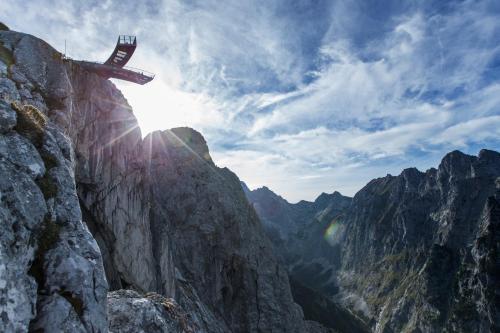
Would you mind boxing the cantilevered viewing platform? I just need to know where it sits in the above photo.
[75,35,154,85]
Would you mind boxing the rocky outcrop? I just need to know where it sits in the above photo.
[246,151,500,333]
[337,150,500,332]
[108,277,232,333]
[0,33,107,332]
[108,289,199,333]
[244,185,366,332]
[1,29,315,332]
[145,129,307,332]
[244,186,352,295]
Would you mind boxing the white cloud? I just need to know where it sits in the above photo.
[2,0,499,202]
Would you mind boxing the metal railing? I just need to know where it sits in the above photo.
[75,60,155,79]
[121,65,155,78]
[119,35,136,45]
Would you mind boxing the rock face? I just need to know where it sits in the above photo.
[244,185,369,333]
[244,186,352,295]
[108,289,198,333]
[145,129,306,332]
[247,151,500,333]
[0,32,107,332]
[339,150,500,333]
[1,30,314,332]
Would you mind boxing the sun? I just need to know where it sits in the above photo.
[114,78,220,137]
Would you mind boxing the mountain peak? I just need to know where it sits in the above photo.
[145,127,213,162]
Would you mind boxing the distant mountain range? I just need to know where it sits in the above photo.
[243,149,500,333]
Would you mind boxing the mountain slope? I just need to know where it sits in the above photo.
[247,150,500,332]
[244,185,364,332]
[339,150,500,332]
[0,29,324,332]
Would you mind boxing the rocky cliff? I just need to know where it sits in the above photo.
[244,185,370,333]
[339,150,500,333]
[246,151,500,333]
[0,28,325,332]
[244,185,352,295]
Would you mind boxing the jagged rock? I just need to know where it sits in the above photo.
[246,151,500,333]
[244,185,363,332]
[108,283,232,333]
[145,129,307,332]
[108,289,198,333]
[0,100,16,134]
[69,66,159,293]
[0,31,108,332]
[1,29,320,333]
[244,186,352,293]
[0,77,20,101]
[174,277,231,333]
[0,132,45,332]
[5,27,496,333]
[338,150,500,332]
[29,294,87,333]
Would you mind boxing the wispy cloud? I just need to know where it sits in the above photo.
[2,0,499,201]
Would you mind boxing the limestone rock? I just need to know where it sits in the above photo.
[0,133,45,332]
[338,150,500,332]
[1,29,318,333]
[0,30,108,332]
[145,129,307,332]
[0,101,16,133]
[108,289,197,333]
[246,151,500,333]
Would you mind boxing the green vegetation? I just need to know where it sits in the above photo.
[28,216,61,289]
[51,50,64,63]
[0,43,14,66]
[0,22,9,31]
[350,250,413,312]
[11,102,47,147]
[37,175,58,199]
[37,216,61,254]
[40,151,59,170]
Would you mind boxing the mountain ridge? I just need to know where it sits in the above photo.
[245,148,500,333]
[0,29,331,333]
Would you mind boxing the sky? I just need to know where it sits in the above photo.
[2,0,500,202]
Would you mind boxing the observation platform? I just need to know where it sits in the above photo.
[75,35,154,85]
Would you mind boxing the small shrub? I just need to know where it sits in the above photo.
[40,151,59,170]
[37,216,61,253]
[51,50,64,63]
[37,175,58,199]
[28,216,61,289]
[11,102,47,147]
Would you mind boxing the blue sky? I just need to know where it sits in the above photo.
[2,0,500,202]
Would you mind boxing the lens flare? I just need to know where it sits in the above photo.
[324,220,341,246]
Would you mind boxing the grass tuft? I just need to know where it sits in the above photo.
[11,102,47,147]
